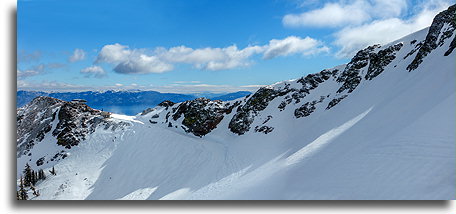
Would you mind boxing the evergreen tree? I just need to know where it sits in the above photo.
[23,163,33,187]
[30,170,36,186]
[38,169,45,180]
[49,166,56,175]
[18,177,28,200]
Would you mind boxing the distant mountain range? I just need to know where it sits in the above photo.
[16,90,252,108]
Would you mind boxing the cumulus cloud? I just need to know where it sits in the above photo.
[283,0,408,28]
[263,36,329,59]
[114,55,174,74]
[334,0,452,57]
[93,36,327,74]
[69,48,86,62]
[283,1,371,28]
[95,43,173,74]
[283,0,452,58]
[157,45,265,70]
[81,65,106,78]
[96,43,132,64]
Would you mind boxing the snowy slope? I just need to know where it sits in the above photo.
[17,5,455,200]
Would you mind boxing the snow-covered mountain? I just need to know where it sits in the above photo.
[16,5,455,200]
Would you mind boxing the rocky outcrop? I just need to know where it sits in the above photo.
[52,102,103,149]
[17,96,129,157]
[326,95,348,110]
[158,100,175,108]
[229,88,279,135]
[407,4,455,71]
[444,35,456,56]
[17,97,63,157]
[337,45,380,93]
[365,43,403,80]
[229,70,335,135]
[171,98,235,137]
[294,96,325,118]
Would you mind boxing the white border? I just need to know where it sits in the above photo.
[1,0,454,213]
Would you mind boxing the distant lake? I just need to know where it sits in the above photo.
[90,104,154,116]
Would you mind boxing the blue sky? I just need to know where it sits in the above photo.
[17,0,454,93]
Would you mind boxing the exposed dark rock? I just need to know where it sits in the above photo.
[158,100,175,108]
[229,69,335,135]
[337,45,380,93]
[17,96,130,157]
[278,98,292,111]
[262,115,273,124]
[365,43,403,80]
[326,95,348,110]
[403,42,423,59]
[294,96,325,118]
[407,5,455,71]
[16,96,64,157]
[229,88,278,135]
[444,35,456,56]
[170,98,234,137]
[52,102,103,149]
[140,108,154,116]
[36,157,45,166]
[254,125,274,134]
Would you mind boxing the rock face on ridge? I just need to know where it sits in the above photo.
[17,96,128,158]
[171,98,237,137]
[407,4,455,71]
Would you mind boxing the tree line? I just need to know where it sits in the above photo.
[17,163,56,200]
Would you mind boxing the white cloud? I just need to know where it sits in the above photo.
[95,43,173,74]
[93,36,327,74]
[113,54,174,74]
[283,0,409,28]
[263,36,329,59]
[371,0,408,18]
[240,84,268,88]
[17,80,81,91]
[69,48,86,62]
[334,0,452,57]
[173,81,202,84]
[283,0,453,58]
[96,43,132,64]
[81,65,106,78]
[283,1,371,28]
[155,45,265,71]
[17,63,65,79]
[17,69,39,79]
